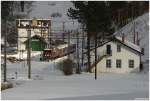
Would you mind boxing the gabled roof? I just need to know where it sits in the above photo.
[23,35,48,44]
[115,36,141,54]
[85,36,142,55]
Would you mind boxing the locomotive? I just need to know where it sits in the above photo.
[42,44,76,60]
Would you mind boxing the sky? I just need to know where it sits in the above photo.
[30,1,72,21]
[29,1,80,31]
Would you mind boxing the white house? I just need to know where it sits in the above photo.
[90,36,143,73]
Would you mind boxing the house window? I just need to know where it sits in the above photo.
[106,59,111,68]
[116,59,121,68]
[129,60,134,68]
[117,44,121,52]
[106,44,111,55]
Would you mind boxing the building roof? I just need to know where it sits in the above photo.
[23,35,48,44]
[86,36,142,55]
[16,19,51,21]
[115,36,141,53]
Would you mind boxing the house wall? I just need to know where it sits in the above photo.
[91,41,140,73]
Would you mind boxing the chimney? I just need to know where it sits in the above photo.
[122,33,125,43]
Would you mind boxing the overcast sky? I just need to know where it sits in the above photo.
[30,1,73,21]
[29,1,80,31]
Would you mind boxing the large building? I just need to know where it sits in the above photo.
[16,19,51,51]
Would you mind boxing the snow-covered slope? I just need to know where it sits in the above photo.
[114,13,149,62]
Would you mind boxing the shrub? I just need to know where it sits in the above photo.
[57,58,74,75]
[1,82,13,91]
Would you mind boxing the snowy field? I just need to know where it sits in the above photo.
[1,57,149,100]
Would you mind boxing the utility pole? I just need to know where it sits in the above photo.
[133,21,136,44]
[87,32,91,72]
[95,34,97,80]
[82,29,84,71]
[136,32,139,45]
[27,25,31,79]
[62,22,65,41]
[49,21,51,48]
[68,31,70,58]
[76,32,80,74]
[4,20,7,82]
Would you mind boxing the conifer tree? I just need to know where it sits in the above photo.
[68,1,114,72]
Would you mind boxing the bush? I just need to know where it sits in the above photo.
[1,82,13,91]
[57,59,74,75]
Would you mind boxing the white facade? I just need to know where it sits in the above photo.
[17,19,51,51]
[18,28,44,51]
[91,40,141,73]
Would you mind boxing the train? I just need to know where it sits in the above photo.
[42,44,76,60]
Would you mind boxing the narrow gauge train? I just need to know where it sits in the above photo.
[43,44,76,60]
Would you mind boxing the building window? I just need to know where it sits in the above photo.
[106,59,111,68]
[116,59,121,68]
[117,44,121,52]
[106,44,111,55]
[129,60,134,68]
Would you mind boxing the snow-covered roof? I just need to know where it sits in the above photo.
[113,12,148,61]
[23,35,48,44]
[115,36,141,53]
[57,44,68,49]
[88,36,142,54]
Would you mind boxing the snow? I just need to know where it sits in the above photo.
[116,36,141,52]
[57,44,68,49]
[1,51,41,60]
[1,54,149,100]
[1,37,4,45]
[2,71,148,100]
[1,3,149,100]
[114,13,149,62]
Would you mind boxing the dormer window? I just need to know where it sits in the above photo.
[117,44,121,52]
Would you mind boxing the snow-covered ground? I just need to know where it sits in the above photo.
[1,2,149,100]
[1,56,149,100]
[1,51,41,60]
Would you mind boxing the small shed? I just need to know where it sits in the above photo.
[24,35,47,51]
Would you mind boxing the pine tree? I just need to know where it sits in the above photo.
[68,1,114,72]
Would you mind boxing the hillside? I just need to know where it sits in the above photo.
[114,13,149,63]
